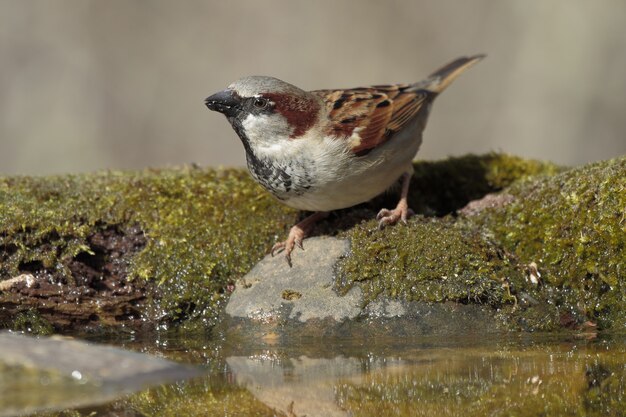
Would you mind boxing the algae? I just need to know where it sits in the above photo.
[0,153,622,332]
[336,217,520,307]
[337,154,624,331]
[479,156,626,330]
[0,167,295,330]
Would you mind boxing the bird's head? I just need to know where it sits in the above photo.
[205,76,321,149]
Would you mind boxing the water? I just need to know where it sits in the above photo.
[5,333,626,417]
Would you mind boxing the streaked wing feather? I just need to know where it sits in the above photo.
[352,105,391,154]
[314,86,430,155]
[386,93,428,132]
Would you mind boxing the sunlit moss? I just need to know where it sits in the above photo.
[479,156,626,329]
[338,154,624,331]
[336,153,560,323]
[0,166,295,328]
[0,154,622,332]
[336,217,520,307]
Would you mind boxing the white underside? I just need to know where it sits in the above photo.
[243,105,429,212]
[279,115,426,212]
[286,142,421,211]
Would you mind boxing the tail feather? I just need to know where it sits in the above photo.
[418,54,485,94]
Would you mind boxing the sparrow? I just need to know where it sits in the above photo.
[205,55,484,266]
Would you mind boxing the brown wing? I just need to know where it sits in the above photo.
[312,85,430,156]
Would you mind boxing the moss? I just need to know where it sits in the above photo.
[0,166,295,329]
[478,156,626,329]
[337,155,623,331]
[0,153,619,332]
[333,153,558,314]
[10,309,54,335]
[336,216,520,307]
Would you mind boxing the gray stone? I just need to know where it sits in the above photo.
[0,332,200,417]
[220,236,503,341]
[226,236,361,323]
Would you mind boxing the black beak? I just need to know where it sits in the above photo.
[204,89,241,118]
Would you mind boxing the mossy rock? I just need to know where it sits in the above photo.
[337,155,624,331]
[0,153,622,333]
[336,218,519,306]
[478,156,626,329]
[0,167,296,332]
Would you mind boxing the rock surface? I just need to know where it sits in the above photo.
[225,237,361,323]
[219,236,502,341]
[0,332,199,416]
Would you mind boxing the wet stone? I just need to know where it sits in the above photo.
[219,236,501,342]
[0,332,200,417]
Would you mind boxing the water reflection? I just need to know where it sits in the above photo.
[15,334,626,416]
[222,339,625,417]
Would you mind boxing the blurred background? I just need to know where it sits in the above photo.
[1,0,625,175]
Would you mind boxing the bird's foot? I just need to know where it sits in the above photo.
[376,203,414,228]
[271,224,306,267]
[270,211,329,267]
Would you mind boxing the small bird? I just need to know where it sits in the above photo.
[205,55,484,265]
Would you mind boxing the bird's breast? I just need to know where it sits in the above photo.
[245,152,314,201]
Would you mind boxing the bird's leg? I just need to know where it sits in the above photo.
[376,172,415,228]
[271,211,329,267]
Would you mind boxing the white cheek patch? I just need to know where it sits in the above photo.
[242,114,272,145]
[242,113,270,133]
[242,113,291,153]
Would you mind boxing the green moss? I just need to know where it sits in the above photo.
[0,153,619,331]
[337,155,623,331]
[337,217,520,307]
[0,167,295,328]
[10,309,54,335]
[479,156,626,329]
[334,154,558,310]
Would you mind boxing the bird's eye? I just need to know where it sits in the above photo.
[253,97,268,109]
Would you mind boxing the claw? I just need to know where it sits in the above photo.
[270,224,305,267]
[377,172,414,229]
[270,211,328,266]
[376,209,391,221]
[271,241,285,257]
[400,208,415,224]
[377,204,414,229]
